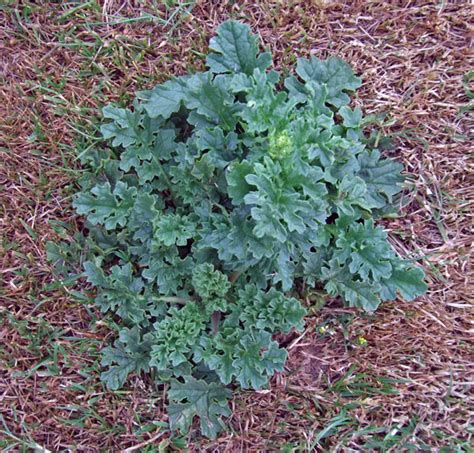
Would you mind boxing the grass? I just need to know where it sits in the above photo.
[1,0,473,450]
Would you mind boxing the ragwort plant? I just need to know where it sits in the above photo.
[62,21,427,438]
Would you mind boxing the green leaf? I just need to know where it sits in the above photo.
[119,145,151,172]
[335,175,371,216]
[226,161,254,204]
[244,158,320,242]
[194,330,239,385]
[232,330,287,389]
[101,361,135,391]
[195,127,226,151]
[340,106,362,128]
[195,326,288,390]
[380,261,427,301]
[238,285,306,333]
[141,77,189,119]
[184,73,239,129]
[324,271,382,312]
[135,156,165,184]
[198,210,273,264]
[350,248,392,282]
[153,213,196,247]
[168,377,232,439]
[206,20,272,75]
[150,303,205,370]
[238,70,293,134]
[196,127,239,168]
[336,279,381,312]
[334,220,395,282]
[357,149,404,209]
[128,192,160,242]
[83,261,150,322]
[142,253,194,296]
[322,257,382,312]
[153,128,177,160]
[192,263,230,313]
[101,327,152,390]
[83,260,108,287]
[73,181,136,230]
[100,106,142,147]
[292,56,361,107]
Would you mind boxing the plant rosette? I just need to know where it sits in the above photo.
[54,20,427,438]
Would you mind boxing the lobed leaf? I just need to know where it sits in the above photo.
[168,377,232,439]
[206,20,272,76]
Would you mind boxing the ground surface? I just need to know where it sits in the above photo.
[1,1,473,451]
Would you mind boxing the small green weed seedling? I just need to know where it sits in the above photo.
[55,20,427,438]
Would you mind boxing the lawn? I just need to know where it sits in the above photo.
[1,1,472,451]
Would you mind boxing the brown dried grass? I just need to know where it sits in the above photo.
[1,0,473,451]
